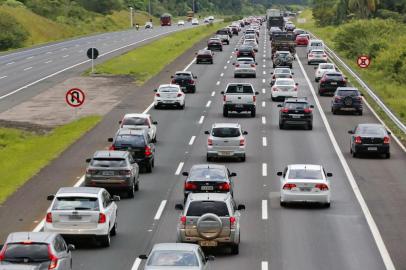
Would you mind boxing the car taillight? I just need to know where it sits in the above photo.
[334,96,342,102]
[177,93,183,97]
[281,108,289,113]
[230,216,236,228]
[171,79,176,84]
[48,245,58,270]
[355,136,362,144]
[304,108,312,113]
[272,75,275,79]
[237,51,241,57]
[184,182,198,190]
[239,139,245,146]
[384,136,390,144]
[223,95,226,102]
[119,170,131,176]
[0,244,7,261]
[253,95,256,102]
[283,183,296,190]
[251,64,255,67]
[189,80,195,84]
[294,86,298,91]
[86,168,97,175]
[145,146,152,156]
[315,183,329,191]
[272,87,278,92]
[235,64,240,67]
[109,145,115,150]
[355,96,362,100]
[217,182,230,191]
[46,212,52,223]
[208,138,213,146]
[309,54,313,57]
[98,213,106,224]
[323,54,327,57]
[155,93,160,97]
[180,215,186,228]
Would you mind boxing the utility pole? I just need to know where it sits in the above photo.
[192,0,195,13]
[149,0,151,17]
[129,6,133,28]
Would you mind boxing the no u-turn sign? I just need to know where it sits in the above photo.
[66,88,85,107]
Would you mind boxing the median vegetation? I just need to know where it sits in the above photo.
[0,116,101,203]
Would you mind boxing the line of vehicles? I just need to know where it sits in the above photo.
[0,13,393,270]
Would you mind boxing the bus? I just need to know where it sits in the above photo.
[160,13,172,26]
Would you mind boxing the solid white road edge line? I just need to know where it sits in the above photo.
[261,261,268,270]
[262,88,266,94]
[131,258,142,270]
[189,136,196,145]
[175,162,185,176]
[297,54,396,270]
[262,163,267,177]
[261,200,268,220]
[211,91,215,97]
[154,200,167,220]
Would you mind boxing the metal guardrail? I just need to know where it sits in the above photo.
[308,31,406,134]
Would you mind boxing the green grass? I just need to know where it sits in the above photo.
[0,116,101,203]
[92,22,227,85]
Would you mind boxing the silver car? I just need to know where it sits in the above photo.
[0,232,74,270]
[233,57,257,78]
[243,39,258,52]
[139,243,214,269]
[175,193,245,255]
[205,123,248,161]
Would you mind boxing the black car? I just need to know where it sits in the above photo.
[182,164,236,202]
[217,28,232,38]
[331,87,363,115]
[171,71,197,93]
[278,98,314,130]
[196,49,214,64]
[230,25,239,35]
[108,128,155,172]
[236,45,255,60]
[318,71,347,96]
[207,38,223,51]
[272,51,294,68]
[348,123,391,158]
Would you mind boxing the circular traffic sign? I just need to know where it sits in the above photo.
[357,55,371,68]
[87,48,99,60]
[66,88,85,107]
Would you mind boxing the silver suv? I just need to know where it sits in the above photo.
[175,193,245,255]
[205,123,248,162]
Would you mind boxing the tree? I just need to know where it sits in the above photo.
[0,11,29,49]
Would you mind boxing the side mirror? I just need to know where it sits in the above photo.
[270,72,273,74]
[175,204,184,210]
[153,89,157,92]
[107,138,113,142]
[256,62,258,65]
[326,173,333,177]
[387,131,392,135]
[295,83,299,86]
[194,76,198,79]
[182,172,189,176]
[67,244,75,252]
[237,204,246,210]
[47,195,55,201]
[243,131,248,135]
[235,48,238,51]
[314,66,317,69]
[220,91,225,95]
[291,72,294,75]
[255,91,259,95]
[310,105,314,108]
[277,104,283,107]
[232,63,235,65]
[206,255,215,261]
[153,121,158,125]
[86,158,91,163]
[204,131,210,134]
[360,93,364,96]
[112,195,121,202]
[195,52,198,55]
[139,255,148,260]
[348,130,354,134]
[277,171,283,176]
[170,75,174,78]
[230,172,237,177]
[119,120,122,124]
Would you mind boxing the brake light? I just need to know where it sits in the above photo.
[309,54,313,57]
[217,182,230,191]
[237,51,241,57]
[294,86,298,91]
[177,93,183,97]
[184,182,198,190]
[272,87,278,92]
[355,136,362,144]
[86,168,97,175]
[239,139,245,146]
[253,95,256,102]
[208,138,213,146]
[0,244,7,261]
[189,80,195,84]
[98,213,106,224]
[251,64,255,67]
[145,146,152,157]
[283,183,296,190]
[384,136,390,144]
[334,96,342,102]
[48,245,58,270]
[315,183,329,191]
[281,108,289,113]
[171,79,176,84]
[109,145,115,150]
[235,64,240,67]
[223,95,226,102]
[119,170,131,176]
[180,216,186,229]
[230,216,236,228]
[304,108,312,113]
[46,212,52,223]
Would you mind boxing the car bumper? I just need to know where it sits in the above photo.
[271,91,298,98]
[44,224,109,236]
[177,230,239,245]
[281,190,330,203]
[354,144,389,154]
[224,104,255,112]
[332,103,363,111]
[318,85,341,94]
[234,69,256,76]
[154,99,183,106]
[85,177,132,190]
[207,148,245,158]
[308,58,327,63]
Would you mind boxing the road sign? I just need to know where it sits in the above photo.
[357,55,371,68]
[66,88,85,107]
[87,48,99,60]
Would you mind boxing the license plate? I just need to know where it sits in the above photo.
[219,151,232,156]
[300,187,312,192]
[235,104,243,108]
[291,114,303,118]
[102,171,114,176]
[368,147,378,151]
[69,215,82,220]
[199,241,218,247]
[201,186,214,191]
[330,82,337,85]
[163,100,174,103]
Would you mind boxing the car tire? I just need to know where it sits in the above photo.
[273,64,275,68]
[240,155,246,162]
[315,78,319,82]
[145,161,153,173]
[279,122,284,129]
[206,155,212,162]
[307,61,310,65]
[290,64,293,69]
[385,152,391,159]
[271,96,276,102]
[352,150,357,158]
[154,104,159,109]
[280,201,287,207]
[253,74,256,78]
[230,244,239,255]
[308,123,313,130]
[223,107,229,117]
[324,202,331,208]
[180,102,185,110]
[110,220,117,236]
[251,108,256,117]
[127,182,135,198]
[332,108,337,115]
[210,60,213,64]
[100,233,111,247]
[196,60,200,64]
[358,110,363,116]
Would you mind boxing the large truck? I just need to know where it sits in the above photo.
[266,9,284,30]
[160,13,172,26]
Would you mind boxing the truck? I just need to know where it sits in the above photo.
[221,83,259,117]
[271,32,296,55]
[266,9,284,30]
[160,13,172,26]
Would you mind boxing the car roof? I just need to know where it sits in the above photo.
[190,163,227,170]
[6,232,57,244]
[123,113,149,119]
[188,192,230,201]
[151,243,199,252]
[56,187,102,196]
[319,63,334,67]
[175,71,192,75]
[275,78,294,82]
[236,57,254,61]
[310,39,323,43]
[158,84,180,88]
[288,164,322,170]
[117,128,146,136]
[212,123,241,129]
[274,68,291,72]
[93,150,128,158]
[336,87,358,91]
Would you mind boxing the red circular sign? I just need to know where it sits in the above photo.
[66,88,85,107]
[357,55,371,68]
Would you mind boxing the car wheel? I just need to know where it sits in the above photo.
[154,104,159,109]
[100,233,111,247]
[385,152,391,159]
[308,123,313,130]
[110,220,117,236]
[210,60,213,64]
[240,154,246,162]
[280,200,287,207]
[145,161,153,173]
[358,110,363,116]
[223,107,229,117]
[180,102,185,110]
[251,108,256,117]
[127,182,135,198]
[206,154,212,162]
[315,78,319,82]
[352,150,357,158]
[324,202,331,208]
[307,61,310,65]
[273,64,275,68]
[332,108,337,115]
[279,122,284,129]
[271,96,276,102]
[253,74,256,78]
[290,64,293,69]
[230,244,239,255]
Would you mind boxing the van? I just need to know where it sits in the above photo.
[307,39,324,54]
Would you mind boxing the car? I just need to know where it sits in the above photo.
[314,63,336,82]
[271,78,298,101]
[119,113,157,142]
[293,28,307,37]
[208,16,214,21]
[139,243,214,269]
[196,49,214,64]
[145,22,153,29]
[44,187,119,247]
[204,17,209,23]
[0,232,75,270]
[348,123,391,158]
[205,123,248,161]
[229,25,239,35]
[191,18,199,25]
[108,128,155,173]
[285,23,296,31]
[182,164,236,201]
[318,71,347,96]
[331,87,363,115]
[175,193,245,254]
[84,150,140,197]
[214,33,230,45]
[269,27,282,40]
[177,20,185,26]
[216,28,232,39]
[278,164,332,207]
[221,83,259,117]
[307,39,324,54]
[243,39,258,52]
[233,57,257,78]
[235,45,255,60]
[154,84,186,109]
[171,71,197,93]
[243,33,258,43]
[270,68,294,86]
[277,98,314,130]
[307,49,328,65]
[207,37,223,51]
[272,51,294,68]
[295,34,309,46]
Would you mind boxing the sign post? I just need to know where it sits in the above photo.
[86,48,99,74]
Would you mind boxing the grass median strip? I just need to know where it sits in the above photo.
[91,22,226,85]
[0,116,101,203]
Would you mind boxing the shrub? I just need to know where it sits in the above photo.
[0,10,29,49]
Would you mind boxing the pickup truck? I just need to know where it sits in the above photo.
[221,83,259,117]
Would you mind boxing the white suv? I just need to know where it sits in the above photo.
[154,84,185,109]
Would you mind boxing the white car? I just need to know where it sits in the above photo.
[270,68,294,86]
[278,164,332,207]
[233,57,257,78]
[177,20,185,26]
[307,49,328,65]
[208,16,214,21]
[192,18,199,25]
[145,22,153,29]
[314,63,336,82]
[243,39,258,52]
[271,78,298,101]
[44,187,119,247]
[119,113,157,142]
[154,84,185,109]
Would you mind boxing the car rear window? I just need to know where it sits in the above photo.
[275,69,291,74]
[284,102,308,109]
[276,80,295,86]
[4,243,49,263]
[122,117,148,126]
[53,197,99,211]
[175,73,192,78]
[217,30,228,35]
[288,169,323,180]
[310,42,323,46]
[312,50,324,54]
[320,64,334,69]
[91,158,127,167]
[337,90,359,96]
[326,73,343,78]
[159,87,178,93]
[187,201,230,216]
[226,85,254,94]
[147,251,198,266]
[189,167,226,181]
[237,59,254,64]
[212,127,240,137]
[357,126,386,136]
[114,135,146,148]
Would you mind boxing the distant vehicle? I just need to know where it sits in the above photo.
[171,71,198,93]
[271,78,298,101]
[278,164,332,207]
[229,25,239,35]
[348,123,391,158]
[154,84,185,109]
[307,49,328,65]
[273,51,294,68]
[243,39,258,52]
[331,87,363,115]
[191,18,199,25]
[243,33,258,43]
[217,28,232,39]
[285,22,296,31]
[318,71,347,96]
[205,123,248,161]
[0,232,74,270]
[139,243,214,270]
[221,83,259,117]
[278,98,314,130]
[187,10,194,22]
[293,28,307,37]
[266,8,284,30]
[207,37,223,51]
[307,39,324,54]
[270,68,294,86]
[235,45,255,59]
[119,113,157,143]
[204,17,209,23]
[144,22,153,29]
[177,20,185,26]
[215,32,230,44]
[196,49,214,64]
[233,57,257,78]
[295,34,310,46]
[208,16,214,21]
[160,13,172,26]
[314,63,337,82]
[44,187,119,246]
[269,26,282,40]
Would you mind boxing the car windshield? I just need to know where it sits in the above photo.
[357,126,386,136]
[159,87,178,93]
[3,243,49,263]
[337,90,359,96]
[91,158,127,167]
[226,85,253,94]
[187,201,229,216]
[53,196,99,211]
[212,127,240,137]
[122,117,148,126]
[276,80,294,86]
[114,135,145,147]
[285,102,308,109]
[288,169,323,180]
[189,167,227,181]
[147,251,198,266]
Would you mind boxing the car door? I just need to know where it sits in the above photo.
[54,235,70,270]
[148,116,156,139]
[102,191,115,231]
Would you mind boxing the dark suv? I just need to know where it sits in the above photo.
[278,98,314,130]
[235,45,255,60]
[318,71,347,96]
[108,128,155,173]
[272,51,294,68]
[171,71,197,93]
[331,87,363,115]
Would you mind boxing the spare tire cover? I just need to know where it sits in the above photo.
[197,213,223,240]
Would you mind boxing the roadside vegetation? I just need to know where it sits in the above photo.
[0,116,101,203]
[93,22,227,84]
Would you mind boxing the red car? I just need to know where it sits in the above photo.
[296,34,310,46]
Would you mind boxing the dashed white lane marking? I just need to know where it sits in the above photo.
[23,67,32,71]
[175,162,184,175]
[206,100,212,108]
[224,65,227,69]
[262,88,266,94]
[189,136,196,145]
[6,62,15,65]
[262,116,266,125]
[61,48,67,51]
[131,258,142,270]
[262,79,266,84]
[263,59,266,62]
[46,51,52,54]
[261,261,268,270]
[263,54,266,57]
[0,76,7,80]
[26,56,34,60]
[220,73,224,77]
[263,71,266,75]
[227,60,230,64]
[262,101,266,108]
[262,199,268,219]
[262,163,268,177]
[216,81,220,86]
[263,64,266,68]
[198,115,205,124]
[45,60,52,64]
[211,91,215,97]
[230,55,233,59]
[154,200,167,220]
[62,55,69,58]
